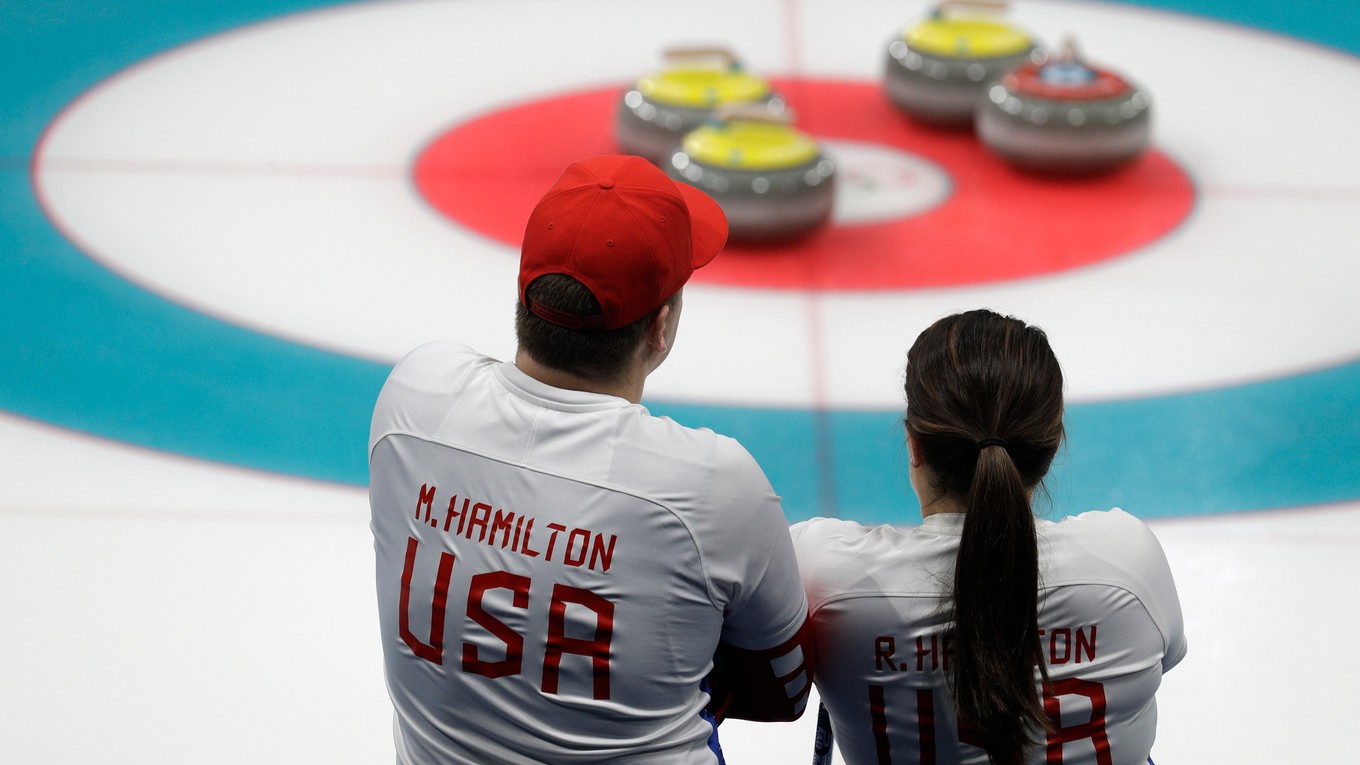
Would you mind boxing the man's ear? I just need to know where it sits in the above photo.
[646,304,672,355]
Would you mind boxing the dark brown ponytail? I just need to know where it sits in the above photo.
[904,310,1064,764]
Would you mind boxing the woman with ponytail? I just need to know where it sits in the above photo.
[791,309,1186,765]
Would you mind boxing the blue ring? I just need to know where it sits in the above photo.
[2,0,1357,522]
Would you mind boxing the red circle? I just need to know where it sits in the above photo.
[413,78,1193,290]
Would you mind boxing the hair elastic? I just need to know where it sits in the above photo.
[975,437,1009,452]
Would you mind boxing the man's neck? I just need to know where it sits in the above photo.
[513,349,646,404]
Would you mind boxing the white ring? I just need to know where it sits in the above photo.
[33,0,1360,407]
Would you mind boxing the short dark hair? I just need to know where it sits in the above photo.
[515,274,669,381]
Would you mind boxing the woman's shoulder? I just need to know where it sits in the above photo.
[1041,507,1156,546]
[789,516,866,543]
[1039,508,1173,584]
[789,516,916,553]
[790,517,953,594]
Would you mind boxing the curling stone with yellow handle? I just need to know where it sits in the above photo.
[616,47,788,164]
[884,1,1040,127]
[665,105,835,241]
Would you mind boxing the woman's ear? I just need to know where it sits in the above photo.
[906,432,924,468]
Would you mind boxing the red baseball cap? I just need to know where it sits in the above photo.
[519,155,728,330]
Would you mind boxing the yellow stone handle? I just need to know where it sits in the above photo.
[712,101,794,125]
[937,0,1008,16]
[662,46,739,67]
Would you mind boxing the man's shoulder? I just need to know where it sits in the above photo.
[633,412,756,469]
[382,341,499,395]
[370,342,497,448]
[391,340,484,375]
[604,413,779,519]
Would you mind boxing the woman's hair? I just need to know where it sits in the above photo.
[515,274,670,380]
[904,309,1065,764]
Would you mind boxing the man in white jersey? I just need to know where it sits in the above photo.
[369,155,812,764]
[792,509,1186,764]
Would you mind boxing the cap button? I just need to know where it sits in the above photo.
[598,180,615,190]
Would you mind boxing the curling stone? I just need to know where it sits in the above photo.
[665,104,835,242]
[884,0,1040,128]
[616,47,788,164]
[977,39,1152,174]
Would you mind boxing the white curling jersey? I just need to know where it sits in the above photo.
[369,342,808,764]
[791,510,1186,765]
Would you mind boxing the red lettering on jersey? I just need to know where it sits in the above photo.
[869,684,891,764]
[917,689,936,765]
[956,711,982,747]
[416,483,436,522]
[875,636,898,671]
[398,536,455,665]
[1051,628,1073,665]
[542,584,614,700]
[466,502,492,542]
[538,519,565,558]
[1044,678,1112,765]
[1042,625,1098,665]
[543,522,567,561]
[563,528,590,567]
[443,495,466,533]
[491,509,515,548]
[589,533,616,573]
[1075,625,1097,663]
[407,486,620,573]
[916,634,939,671]
[520,518,540,557]
[864,672,1110,762]
[463,571,530,678]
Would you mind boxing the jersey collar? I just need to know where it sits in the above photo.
[496,361,637,412]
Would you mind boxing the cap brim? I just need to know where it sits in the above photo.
[675,182,728,269]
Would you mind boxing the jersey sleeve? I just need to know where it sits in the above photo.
[1104,509,1189,672]
[1142,527,1188,672]
[701,437,808,645]
[696,437,813,721]
[706,618,813,722]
